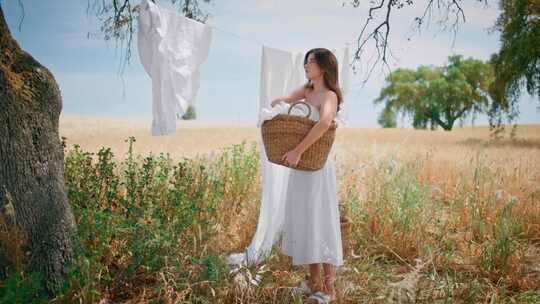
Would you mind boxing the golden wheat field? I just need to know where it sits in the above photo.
[59,113,540,169]
[58,113,540,303]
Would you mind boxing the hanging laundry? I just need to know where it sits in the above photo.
[137,0,213,136]
[228,45,352,268]
[257,46,298,126]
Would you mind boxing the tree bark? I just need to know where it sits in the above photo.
[0,4,76,294]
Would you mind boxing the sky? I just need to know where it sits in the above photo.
[2,0,539,127]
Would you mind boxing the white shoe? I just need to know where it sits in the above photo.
[290,280,313,296]
[308,291,333,303]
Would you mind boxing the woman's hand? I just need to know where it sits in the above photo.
[282,148,303,168]
[271,86,305,108]
[270,99,282,107]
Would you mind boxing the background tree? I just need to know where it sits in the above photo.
[374,55,495,130]
[181,104,197,120]
[377,105,398,128]
[0,0,211,295]
[347,0,539,134]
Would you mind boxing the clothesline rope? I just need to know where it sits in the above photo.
[137,2,353,52]
[208,24,373,91]
[206,21,353,52]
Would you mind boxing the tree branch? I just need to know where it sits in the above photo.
[347,0,478,84]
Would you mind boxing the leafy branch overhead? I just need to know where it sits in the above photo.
[347,0,473,82]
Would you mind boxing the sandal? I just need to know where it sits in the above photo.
[291,279,314,295]
[308,291,334,303]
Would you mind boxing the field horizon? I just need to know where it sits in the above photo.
[59,113,540,160]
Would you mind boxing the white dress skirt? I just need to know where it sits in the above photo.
[281,103,344,267]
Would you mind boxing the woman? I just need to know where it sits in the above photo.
[270,48,344,303]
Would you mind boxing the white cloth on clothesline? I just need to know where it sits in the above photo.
[137,0,212,136]
[227,45,352,268]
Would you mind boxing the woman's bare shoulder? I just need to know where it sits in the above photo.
[323,91,338,109]
[326,90,337,99]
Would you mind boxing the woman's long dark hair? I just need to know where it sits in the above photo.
[303,48,343,112]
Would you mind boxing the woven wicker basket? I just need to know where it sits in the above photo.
[261,101,337,171]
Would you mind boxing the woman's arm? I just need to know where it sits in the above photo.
[294,92,338,154]
[271,86,306,107]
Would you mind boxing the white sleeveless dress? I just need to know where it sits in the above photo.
[281,102,344,267]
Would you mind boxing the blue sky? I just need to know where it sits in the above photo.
[2,0,539,127]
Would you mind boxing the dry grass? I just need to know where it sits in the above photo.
[55,114,540,303]
[59,114,260,160]
[59,114,540,162]
[59,114,540,208]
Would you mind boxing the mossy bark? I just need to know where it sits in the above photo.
[0,4,76,294]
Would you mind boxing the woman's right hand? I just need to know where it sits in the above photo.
[271,87,305,108]
[270,99,282,107]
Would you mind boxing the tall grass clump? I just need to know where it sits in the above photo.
[337,150,540,303]
[1,134,539,303]
[56,137,259,303]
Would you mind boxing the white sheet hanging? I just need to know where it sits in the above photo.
[227,45,352,268]
[137,0,213,136]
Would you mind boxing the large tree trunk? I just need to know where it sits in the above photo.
[0,4,76,294]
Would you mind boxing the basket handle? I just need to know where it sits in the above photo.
[287,101,312,118]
